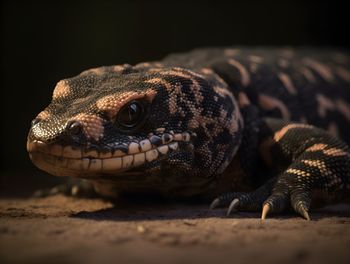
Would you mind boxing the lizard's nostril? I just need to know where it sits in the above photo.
[66,121,82,135]
[31,118,41,127]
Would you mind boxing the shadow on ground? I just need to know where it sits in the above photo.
[1,195,350,264]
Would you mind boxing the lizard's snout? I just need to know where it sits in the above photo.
[27,118,85,164]
[28,117,83,143]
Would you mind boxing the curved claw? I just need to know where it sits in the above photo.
[209,198,220,210]
[261,204,270,220]
[33,189,46,198]
[227,199,240,216]
[298,205,311,221]
[33,186,60,198]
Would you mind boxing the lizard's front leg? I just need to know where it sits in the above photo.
[210,119,350,220]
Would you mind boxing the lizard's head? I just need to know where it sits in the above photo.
[27,65,243,196]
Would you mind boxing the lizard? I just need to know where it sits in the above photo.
[27,47,350,220]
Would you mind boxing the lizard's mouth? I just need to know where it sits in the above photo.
[27,131,193,178]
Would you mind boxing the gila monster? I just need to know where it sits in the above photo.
[27,47,350,220]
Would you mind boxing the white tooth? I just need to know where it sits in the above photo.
[113,149,126,157]
[122,155,133,168]
[133,153,145,166]
[102,157,122,171]
[155,127,166,133]
[82,158,90,170]
[50,145,63,156]
[182,132,190,142]
[83,149,99,158]
[67,159,82,170]
[89,159,102,171]
[99,152,112,158]
[168,142,178,151]
[145,149,159,162]
[157,145,169,155]
[63,146,82,158]
[174,133,183,141]
[128,142,140,154]
[140,139,152,152]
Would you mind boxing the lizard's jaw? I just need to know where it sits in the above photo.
[27,132,193,178]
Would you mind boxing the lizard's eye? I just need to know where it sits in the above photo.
[116,100,145,129]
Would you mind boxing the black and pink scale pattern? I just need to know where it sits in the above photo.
[28,47,350,219]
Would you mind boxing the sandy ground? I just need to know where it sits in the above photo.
[1,195,350,264]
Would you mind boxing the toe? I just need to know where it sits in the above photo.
[226,198,240,216]
[261,204,271,219]
[290,190,312,220]
[209,192,244,209]
[262,192,289,218]
[209,198,220,210]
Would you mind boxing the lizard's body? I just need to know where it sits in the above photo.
[162,48,350,141]
[27,47,350,219]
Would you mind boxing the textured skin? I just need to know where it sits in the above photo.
[27,47,350,219]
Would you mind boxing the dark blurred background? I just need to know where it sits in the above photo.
[1,0,349,195]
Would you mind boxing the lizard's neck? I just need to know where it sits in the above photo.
[213,105,266,195]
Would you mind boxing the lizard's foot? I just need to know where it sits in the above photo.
[210,176,312,220]
[210,159,349,221]
[33,179,97,198]
[210,177,279,218]
[262,176,312,220]
[210,120,350,220]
